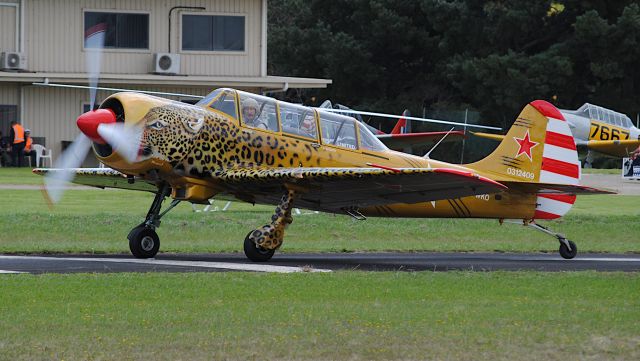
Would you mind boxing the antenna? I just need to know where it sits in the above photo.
[32,82,204,99]
[321,108,501,131]
[424,127,455,159]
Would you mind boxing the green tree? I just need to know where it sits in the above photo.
[268,0,640,126]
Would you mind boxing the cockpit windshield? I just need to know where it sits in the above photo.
[357,122,387,151]
[196,89,222,107]
[576,103,633,128]
[197,88,238,119]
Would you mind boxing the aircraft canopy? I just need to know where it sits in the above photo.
[574,103,633,128]
[196,88,388,152]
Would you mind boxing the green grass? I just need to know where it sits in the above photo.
[0,167,45,185]
[581,168,621,175]
[1,272,638,361]
[0,188,639,254]
[1,167,638,254]
[2,152,638,361]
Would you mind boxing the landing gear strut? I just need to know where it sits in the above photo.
[528,221,577,259]
[128,184,180,258]
[244,189,297,262]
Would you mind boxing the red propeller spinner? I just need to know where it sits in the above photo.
[76,108,117,144]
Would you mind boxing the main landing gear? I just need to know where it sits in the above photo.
[243,189,297,262]
[128,184,180,258]
[528,222,577,259]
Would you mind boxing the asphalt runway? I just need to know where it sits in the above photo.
[1,252,640,274]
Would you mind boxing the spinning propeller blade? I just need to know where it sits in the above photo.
[97,123,143,163]
[43,21,139,204]
[84,22,106,109]
[42,133,93,204]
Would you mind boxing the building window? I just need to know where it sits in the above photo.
[84,11,149,49]
[181,14,245,51]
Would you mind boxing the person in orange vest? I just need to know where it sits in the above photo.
[23,129,37,167]
[9,120,26,167]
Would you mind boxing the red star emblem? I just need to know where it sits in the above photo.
[513,130,538,161]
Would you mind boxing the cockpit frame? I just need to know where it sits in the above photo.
[197,88,388,154]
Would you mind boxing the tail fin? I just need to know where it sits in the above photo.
[466,100,581,220]
[467,100,580,184]
[390,109,411,134]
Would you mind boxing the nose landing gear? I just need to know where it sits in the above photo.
[128,183,180,258]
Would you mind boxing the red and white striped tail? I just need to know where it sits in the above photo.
[529,100,580,219]
[534,193,577,219]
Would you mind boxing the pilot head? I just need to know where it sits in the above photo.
[242,98,259,123]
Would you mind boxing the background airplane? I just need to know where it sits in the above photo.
[319,101,468,153]
[474,103,640,167]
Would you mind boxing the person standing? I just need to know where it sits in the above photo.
[9,120,26,167]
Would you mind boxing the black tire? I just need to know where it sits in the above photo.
[243,231,275,262]
[128,226,160,259]
[559,239,577,259]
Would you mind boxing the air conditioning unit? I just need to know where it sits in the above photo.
[1,52,27,71]
[153,53,180,75]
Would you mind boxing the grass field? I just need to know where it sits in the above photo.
[2,169,640,360]
[1,272,639,361]
[0,168,639,254]
[581,168,622,175]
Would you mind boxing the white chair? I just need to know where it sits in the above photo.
[31,144,52,167]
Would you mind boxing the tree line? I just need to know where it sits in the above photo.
[268,0,640,129]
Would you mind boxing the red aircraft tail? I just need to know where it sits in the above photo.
[390,110,410,134]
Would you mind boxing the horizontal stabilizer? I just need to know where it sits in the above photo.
[377,131,465,149]
[502,181,615,195]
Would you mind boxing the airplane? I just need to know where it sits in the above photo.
[473,103,640,167]
[34,88,612,262]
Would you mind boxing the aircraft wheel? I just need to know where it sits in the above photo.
[128,226,160,259]
[559,239,577,259]
[243,231,275,262]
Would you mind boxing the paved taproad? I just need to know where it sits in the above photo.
[1,253,640,274]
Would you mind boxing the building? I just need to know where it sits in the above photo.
[0,0,331,164]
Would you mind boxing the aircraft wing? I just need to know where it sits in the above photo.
[213,167,506,212]
[376,131,465,150]
[575,139,640,158]
[33,168,158,192]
